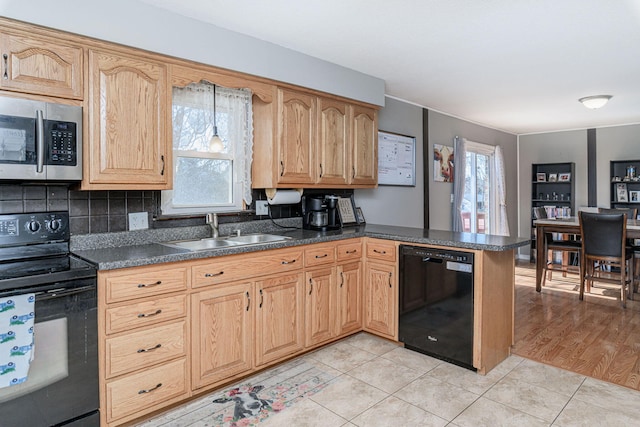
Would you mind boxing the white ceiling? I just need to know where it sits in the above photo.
[141,0,640,135]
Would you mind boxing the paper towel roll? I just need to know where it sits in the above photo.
[265,189,302,205]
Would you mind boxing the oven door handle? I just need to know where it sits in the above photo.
[35,284,95,301]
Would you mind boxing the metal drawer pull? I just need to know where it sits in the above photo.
[137,309,162,318]
[138,280,162,288]
[160,155,165,176]
[340,272,344,287]
[246,291,250,311]
[204,271,224,277]
[137,344,162,353]
[315,254,328,259]
[309,278,313,295]
[281,259,296,265]
[373,249,387,254]
[345,249,357,254]
[2,54,7,79]
[280,161,284,176]
[388,272,393,288]
[259,289,263,308]
[319,163,323,177]
[138,383,162,394]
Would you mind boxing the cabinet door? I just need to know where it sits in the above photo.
[191,282,253,390]
[276,88,316,184]
[0,32,83,99]
[305,267,336,347]
[364,262,397,339]
[318,98,348,185]
[337,261,362,336]
[255,273,304,366]
[86,49,169,188]
[350,105,378,186]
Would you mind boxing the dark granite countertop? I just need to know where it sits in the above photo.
[71,222,529,271]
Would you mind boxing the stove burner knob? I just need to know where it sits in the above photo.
[47,219,61,232]
[26,220,41,233]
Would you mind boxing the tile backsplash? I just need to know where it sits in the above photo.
[0,184,351,236]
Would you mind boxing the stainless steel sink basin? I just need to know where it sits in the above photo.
[160,233,291,252]
[224,234,292,244]
[161,237,240,251]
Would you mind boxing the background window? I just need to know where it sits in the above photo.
[161,82,253,215]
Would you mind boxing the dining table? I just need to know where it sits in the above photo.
[533,216,640,291]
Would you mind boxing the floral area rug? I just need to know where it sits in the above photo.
[139,357,338,426]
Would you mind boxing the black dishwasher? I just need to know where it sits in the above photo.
[399,245,475,370]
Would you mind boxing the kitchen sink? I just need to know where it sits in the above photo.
[224,234,292,244]
[160,233,291,252]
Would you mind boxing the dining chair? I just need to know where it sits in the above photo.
[579,211,633,308]
[599,208,639,294]
[533,207,581,286]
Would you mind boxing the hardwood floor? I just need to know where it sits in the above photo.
[513,261,640,390]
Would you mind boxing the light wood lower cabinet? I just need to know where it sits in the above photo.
[105,357,188,423]
[99,263,190,426]
[191,281,253,390]
[305,266,336,347]
[364,259,397,340]
[336,261,362,336]
[255,273,305,366]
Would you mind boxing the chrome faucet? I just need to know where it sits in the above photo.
[206,213,219,238]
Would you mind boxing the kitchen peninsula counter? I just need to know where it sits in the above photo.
[71,223,529,270]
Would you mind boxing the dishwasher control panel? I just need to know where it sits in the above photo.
[402,246,473,264]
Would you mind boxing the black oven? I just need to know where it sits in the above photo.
[0,212,98,426]
[0,94,82,182]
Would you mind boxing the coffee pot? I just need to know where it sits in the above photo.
[302,195,341,231]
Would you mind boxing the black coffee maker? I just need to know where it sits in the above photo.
[302,195,341,231]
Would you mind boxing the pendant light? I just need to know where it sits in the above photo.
[209,84,224,153]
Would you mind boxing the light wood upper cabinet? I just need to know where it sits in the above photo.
[252,86,379,189]
[277,88,317,184]
[0,32,83,99]
[318,98,349,185]
[350,105,378,185]
[84,49,170,190]
[191,282,253,390]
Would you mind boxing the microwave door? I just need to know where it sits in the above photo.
[0,96,45,180]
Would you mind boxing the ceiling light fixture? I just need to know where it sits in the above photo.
[209,84,224,153]
[578,95,612,109]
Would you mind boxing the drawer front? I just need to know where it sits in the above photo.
[105,320,187,379]
[192,248,303,288]
[366,239,396,262]
[104,266,188,303]
[304,244,336,267]
[106,294,187,334]
[337,240,362,261]
[106,357,188,422]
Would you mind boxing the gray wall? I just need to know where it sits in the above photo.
[355,97,424,228]
[0,0,384,106]
[517,123,640,259]
[355,100,519,232]
[428,111,518,232]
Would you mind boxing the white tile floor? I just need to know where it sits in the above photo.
[139,333,640,426]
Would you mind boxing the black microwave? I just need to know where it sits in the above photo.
[0,94,82,181]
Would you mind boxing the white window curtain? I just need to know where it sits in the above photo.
[452,136,467,232]
[164,82,253,214]
[451,136,510,236]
